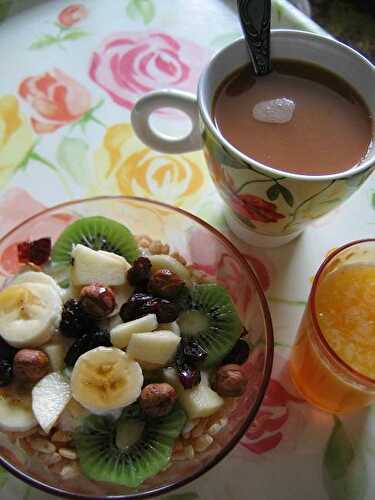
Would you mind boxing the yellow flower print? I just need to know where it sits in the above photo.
[91,124,210,208]
[0,96,35,189]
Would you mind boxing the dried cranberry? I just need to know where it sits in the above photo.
[120,293,178,323]
[127,257,152,288]
[60,299,96,338]
[17,238,51,266]
[0,359,13,387]
[181,338,207,365]
[175,343,201,389]
[64,329,111,367]
[222,339,250,365]
[156,300,178,323]
[0,337,18,362]
[177,364,201,389]
[120,293,156,322]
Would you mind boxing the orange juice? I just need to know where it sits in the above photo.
[289,260,375,414]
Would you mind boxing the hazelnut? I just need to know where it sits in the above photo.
[80,284,116,319]
[148,269,185,299]
[13,349,49,382]
[213,364,247,397]
[139,383,177,417]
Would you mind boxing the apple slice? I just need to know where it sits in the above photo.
[70,244,131,287]
[110,314,158,348]
[127,331,180,366]
[163,368,223,419]
[32,372,71,433]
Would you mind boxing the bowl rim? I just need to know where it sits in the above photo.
[0,195,274,500]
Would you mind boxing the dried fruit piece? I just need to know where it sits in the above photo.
[0,359,13,387]
[139,383,177,417]
[0,338,18,362]
[60,299,95,338]
[64,330,111,367]
[127,257,152,288]
[222,339,250,365]
[17,238,52,266]
[120,293,178,323]
[80,284,116,319]
[177,364,201,389]
[148,269,185,299]
[181,338,208,365]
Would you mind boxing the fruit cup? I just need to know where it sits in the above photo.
[0,196,273,499]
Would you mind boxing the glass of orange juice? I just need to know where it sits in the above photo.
[289,239,375,414]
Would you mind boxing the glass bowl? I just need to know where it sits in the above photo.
[0,196,274,499]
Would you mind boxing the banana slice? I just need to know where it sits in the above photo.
[71,347,143,414]
[12,271,61,296]
[0,283,62,348]
[0,385,37,432]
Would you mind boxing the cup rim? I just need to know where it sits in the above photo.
[198,29,375,182]
[0,195,274,500]
[310,238,375,387]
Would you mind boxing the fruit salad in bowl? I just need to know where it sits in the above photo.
[0,196,273,499]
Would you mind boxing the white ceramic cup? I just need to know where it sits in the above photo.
[131,30,375,247]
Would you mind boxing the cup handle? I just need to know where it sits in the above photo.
[131,90,203,154]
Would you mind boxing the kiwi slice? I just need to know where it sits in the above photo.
[51,216,139,265]
[75,404,186,487]
[177,284,242,368]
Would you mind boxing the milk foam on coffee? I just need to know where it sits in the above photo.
[252,98,295,124]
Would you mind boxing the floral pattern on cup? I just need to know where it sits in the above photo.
[91,123,210,207]
[203,127,374,236]
[0,96,35,189]
[58,3,88,27]
[89,31,210,110]
[18,69,91,133]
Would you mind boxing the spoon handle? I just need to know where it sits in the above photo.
[237,0,272,76]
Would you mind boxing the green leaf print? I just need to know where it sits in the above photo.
[371,193,375,210]
[267,183,280,201]
[57,137,89,185]
[61,30,90,41]
[127,0,155,25]
[323,417,367,500]
[278,184,294,207]
[30,34,59,49]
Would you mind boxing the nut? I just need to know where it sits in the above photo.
[13,349,49,383]
[213,364,247,397]
[193,434,214,453]
[79,284,116,319]
[148,269,185,299]
[139,383,177,417]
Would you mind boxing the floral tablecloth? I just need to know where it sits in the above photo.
[0,1,374,499]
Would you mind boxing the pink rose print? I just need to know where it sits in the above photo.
[58,4,88,28]
[0,189,74,276]
[230,194,285,224]
[89,31,210,110]
[19,69,91,134]
[241,350,303,455]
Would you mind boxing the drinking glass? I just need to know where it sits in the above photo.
[289,239,375,414]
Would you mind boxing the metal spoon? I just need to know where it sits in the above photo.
[237,0,272,76]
